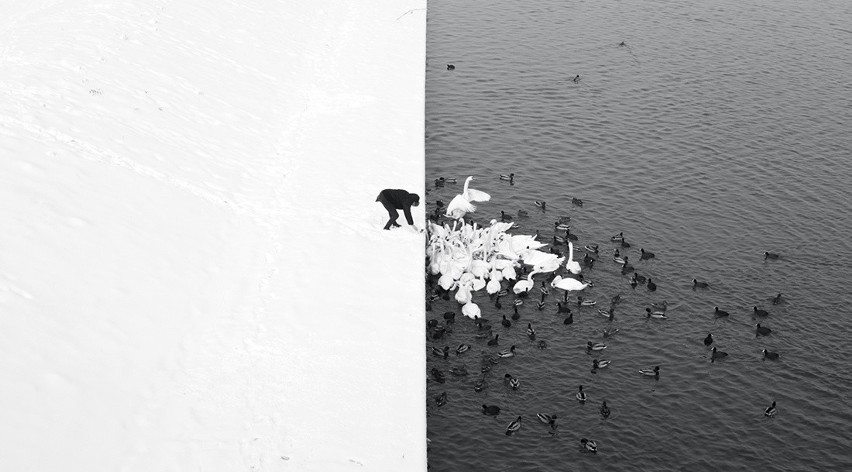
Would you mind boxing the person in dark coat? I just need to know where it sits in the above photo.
[376,189,420,230]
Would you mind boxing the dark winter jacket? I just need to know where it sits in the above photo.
[377,189,420,225]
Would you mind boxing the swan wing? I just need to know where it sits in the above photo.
[446,194,476,217]
[465,188,492,203]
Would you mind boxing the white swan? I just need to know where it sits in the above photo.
[455,280,472,304]
[565,241,582,275]
[551,275,591,292]
[445,176,491,220]
[513,270,541,295]
[461,296,481,319]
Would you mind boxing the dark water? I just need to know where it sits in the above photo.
[424,0,852,470]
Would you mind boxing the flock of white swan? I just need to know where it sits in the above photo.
[427,176,589,321]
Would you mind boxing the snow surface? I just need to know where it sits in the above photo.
[1,1,426,470]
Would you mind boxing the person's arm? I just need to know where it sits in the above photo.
[402,204,414,225]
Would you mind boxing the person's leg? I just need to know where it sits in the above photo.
[377,192,399,229]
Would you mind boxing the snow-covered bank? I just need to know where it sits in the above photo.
[1,1,426,470]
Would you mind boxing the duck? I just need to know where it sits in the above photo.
[432,346,449,358]
[611,232,624,242]
[505,416,522,435]
[539,282,550,296]
[557,302,572,314]
[577,296,597,307]
[576,385,587,402]
[755,323,772,337]
[494,295,503,309]
[600,401,611,419]
[620,258,635,275]
[500,210,513,222]
[487,334,499,346]
[583,252,595,268]
[762,349,780,361]
[645,308,667,319]
[587,341,607,351]
[535,200,547,210]
[555,222,571,232]
[456,343,471,355]
[573,74,581,83]
[527,323,536,339]
[630,278,637,289]
[572,197,584,207]
[639,366,660,377]
[772,293,783,305]
[602,327,620,338]
[482,404,501,416]
[536,413,558,429]
[640,248,656,260]
[511,303,521,321]
[620,239,631,248]
[765,401,777,417]
[710,346,728,363]
[517,209,529,217]
[703,333,714,347]
[553,235,566,245]
[501,315,511,328]
[563,312,574,324]
[598,307,615,320]
[693,278,709,289]
[500,173,514,182]
[580,438,597,453]
[507,375,520,390]
[592,359,611,370]
[647,278,657,291]
[631,272,646,284]
[753,306,770,317]
[537,298,546,311]
[714,306,730,318]
[613,255,626,265]
[764,251,780,260]
[565,229,579,241]
[446,64,455,70]
[584,244,599,253]
[473,379,485,392]
[435,391,447,406]
[431,368,446,383]
[498,345,516,358]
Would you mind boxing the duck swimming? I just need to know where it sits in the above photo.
[710,347,728,363]
[600,401,611,419]
[714,306,730,318]
[640,248,656,260]
[762,349,780,361]
[535,201,547,210]
[765,401,777,417]
[645,308,667,319]
[435,391,447,406]
[456,343,471,355]
[527,323,536,339]
[755,323,772,337]
[580,438,597,453]
[703,333,714,346]
[772,293,783,305]
[487,334,499,346]
[498,345,516,358]
[576,385,587,402]
[432,346,449,358]
[500,173,514,182]
[537,413,558,429]
[502,315,511,328]
[647,278,657,291]
[764,252,780,260]
[572,197,584,206]
[611,232,624,242]
[588,341,607,351]
[693,279,709,289]
[753,306,770,317]
[482,404,501,416]
[592,359,611,370]
[506,416,522,435]
[639,366,660,377]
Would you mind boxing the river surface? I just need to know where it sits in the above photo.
[424,0,852,470]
